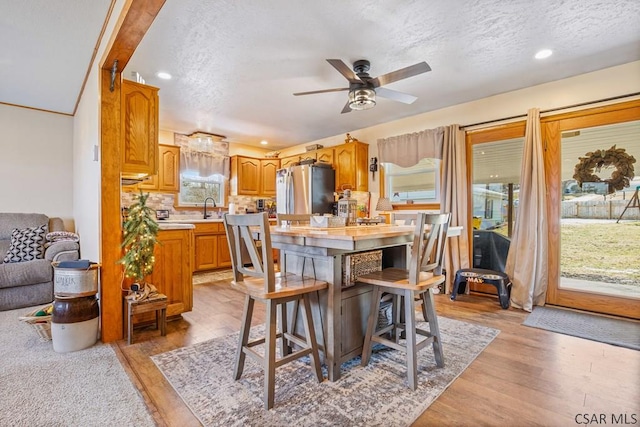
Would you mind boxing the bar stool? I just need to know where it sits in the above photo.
[224,213,327,409]
[358,212,450,390]
[276,213,316,278]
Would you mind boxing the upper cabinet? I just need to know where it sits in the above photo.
[260,159,279,196]
[334,141,368,192]
[137,144,180,192]
[231,156,281,196]
[280,155,300,169]
[121,80,159,178]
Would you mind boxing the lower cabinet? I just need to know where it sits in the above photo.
[194,222,231,271]
[130,228,193,326]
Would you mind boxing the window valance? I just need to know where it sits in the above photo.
[377,127,444,167]
[179,148,229,178]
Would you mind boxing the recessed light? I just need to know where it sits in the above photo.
[156,71,172,80]
[534,49,553,60]
[260,140,268,145]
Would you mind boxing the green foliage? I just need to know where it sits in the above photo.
[118,191,159,282]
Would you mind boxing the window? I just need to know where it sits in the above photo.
[178,148,229,207]
[179,172,225,206]
[383,158,440,203]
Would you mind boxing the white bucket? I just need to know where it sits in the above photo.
[53,264,99,297]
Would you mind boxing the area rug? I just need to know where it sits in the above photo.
[0,307,155,426]
[152,316,499,426]
[523,306,640,350]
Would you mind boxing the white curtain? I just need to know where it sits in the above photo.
[180,149,229,178]
[505,108,549,311]
[377,127,444,166]
[440,125,470,294]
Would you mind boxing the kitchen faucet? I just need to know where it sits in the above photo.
[203,197,216,219]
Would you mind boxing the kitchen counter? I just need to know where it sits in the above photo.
[158,222,195,230]
[161,216,277,224]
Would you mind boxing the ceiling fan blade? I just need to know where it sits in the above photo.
[293,87,349,96]
[341,101,352,114]
[327,59,362,84]
[375,87,418,104]
[370,61,431,88]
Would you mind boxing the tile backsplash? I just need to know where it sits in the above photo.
[121,192,275,217]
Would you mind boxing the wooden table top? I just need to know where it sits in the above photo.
[270,224,463,241]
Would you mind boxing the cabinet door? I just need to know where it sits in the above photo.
[280,155,299,169]
[194,234,218,271]
[334,144,356,192]
[158,145,180,192]
[340,284,373,359]
[237,157,260,195]
[316,147,334,165]
[121,80,159,177]
[137,174,158,190]
[260,159,280,196]
[217,235,232,268]
[144,229,193,317]
[354,141,369,192]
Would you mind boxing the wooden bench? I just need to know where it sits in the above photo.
[125,293,168,345]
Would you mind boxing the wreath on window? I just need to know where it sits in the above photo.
[572,145,636,194]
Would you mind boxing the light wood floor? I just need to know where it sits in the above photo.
[114,279,640,427]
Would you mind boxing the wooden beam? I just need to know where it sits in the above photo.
[100,0,165,342]
[102,0,166,72]
[100,68,124,342]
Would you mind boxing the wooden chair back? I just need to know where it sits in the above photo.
[407,213,451,284]
[223,213,276,292]
[276,213,312,226]
[390,213,417,225]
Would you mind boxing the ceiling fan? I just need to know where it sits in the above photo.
[293,59,431,114]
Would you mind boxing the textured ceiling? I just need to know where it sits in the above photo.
[2,1,639,148]
[124,0,640,149]
[0,0,112,113]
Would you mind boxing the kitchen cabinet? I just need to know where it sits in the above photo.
[231,156,260,195]
[121,80,159,179]
[193,223,231,271]
[137,144,180,192]
[231,156,280,197]
[280,155,300,168]
[131,228,193,325]
[334,141,368,192]
[260,159,280,196]
[315,147,334,165]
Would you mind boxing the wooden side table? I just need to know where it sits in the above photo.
[126,293,168,345]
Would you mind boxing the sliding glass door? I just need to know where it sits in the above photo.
[543,101,640,319]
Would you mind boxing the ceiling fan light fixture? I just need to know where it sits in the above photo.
[348,88,376,111]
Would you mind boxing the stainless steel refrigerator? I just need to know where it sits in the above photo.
[276,163,335,215]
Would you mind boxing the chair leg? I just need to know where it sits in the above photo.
[264,300,277,410]
[423,289,445,368]
[234,295,254,380]
[420,293,429,322]
[301,294,324,382]
[361,286,382,367]
[393,294,402,343]
[278,302,290,356]
[404,289,418,391]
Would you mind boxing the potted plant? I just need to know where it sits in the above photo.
[118,191,159,289]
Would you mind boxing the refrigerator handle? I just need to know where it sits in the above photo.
[286,170,292,214]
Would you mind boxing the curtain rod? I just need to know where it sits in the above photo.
[460,92,640,129]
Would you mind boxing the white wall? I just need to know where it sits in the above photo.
[72,0,127,261]
[0,104,74,224]
[280,61,640,205]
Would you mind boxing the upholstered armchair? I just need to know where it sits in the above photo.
[0,213,80,311]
